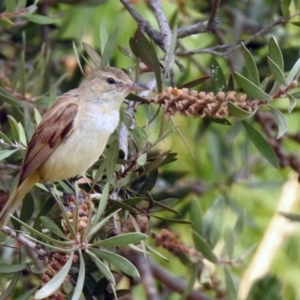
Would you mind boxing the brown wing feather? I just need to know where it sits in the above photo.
[18,90,79,185]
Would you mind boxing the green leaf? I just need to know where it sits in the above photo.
[138,168,158,195]
[164,25,177,77]
[118,44,134,58]
[94,183,109,224]
[241,43,260,86]
[152,215,192,224]
[224,226,235,259]
[179,75,211,89]
[287,94,297,113]
[182,264,198,299]
[210,58,228,92]
[40,216,67,239]
[279,211,300,222]
[268,57,287,86]
[71,251,85,300]
[88,209,121,238]
[150,198,180,214]
[0,17,14,28]
[0,272,19,300]
[0,149,19,161]
[0,264,27,273]
[91,249,140,278]
[15,287,39,300]
[130,127,148,149]
[72,41,84,76]
[191,230,218,263]
[90,232,147,247]
[234,72,272,100]
[35,252,74,299]
[286,58,300,84]
[87,251,115,284]
[107,199,137,214]
[99,19,108,55]
[280,0,291,20]
[83,42,101,68]
[5,0,17,12]
[137,153,147,166]
[189,198,203,236]
[0,87,25,107]
[20,194,34,224]
[268,106,288,138]
[242,121,279,168]
[0,131,12,144]
[101,29,118,67]
[25,14,54,25]
[228,101,257,120]
[17,122,27,146]
[130,29,162,92]
[34,107,42,125]
[106,139,119,183]
[225,267,237,300]
[268,37,284,71]
[7,115,20,142]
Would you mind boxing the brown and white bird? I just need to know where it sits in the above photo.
[0,66,143,228]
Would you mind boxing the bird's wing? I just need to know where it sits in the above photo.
[18,90,79,185]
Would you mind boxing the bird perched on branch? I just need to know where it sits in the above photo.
[0,66,144,228]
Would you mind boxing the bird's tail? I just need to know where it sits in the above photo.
[0,172,39,228]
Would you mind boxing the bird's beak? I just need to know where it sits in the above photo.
[125,82,148,91]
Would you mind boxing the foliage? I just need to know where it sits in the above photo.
[1,0,300,299]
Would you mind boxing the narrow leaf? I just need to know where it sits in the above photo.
[242,121,279,168]
[0,272,19,300]
[241,43,260,86]
[225,267,237,300]
[287,94,297,113]
[90,232,147,247]
[286,58,300,84]
[268,106,288,138]
[234,72,272,100]
[0,264,27,273]
[25,14,54,24]
[267,57,287,86]
[189,198,203,236]
[83,42,101,68]
[101,29,118,67]
[268,37,284,71]
[71,251,85,300]
[228,101,257,120]
[164,25,177,76]
[99,19,108,55]
[94,183,109,224]
[91,249,140,278]
[40,216,67,239]
[0,149,19,161]
[210,58,228,92]
[87,251,115,284]
[130,30,162,92]
[191,230,218,263]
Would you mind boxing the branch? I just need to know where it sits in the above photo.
[149,258,213,300]
[176,16,287,58]
[149,0,172,51]
[119,0,164,48]
[1,226,48,259]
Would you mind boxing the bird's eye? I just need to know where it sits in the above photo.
[107,77,116,85]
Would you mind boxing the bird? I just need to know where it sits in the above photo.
[0,66,144,228]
